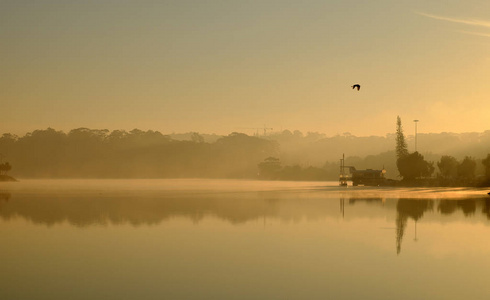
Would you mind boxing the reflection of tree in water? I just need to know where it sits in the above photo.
[0,192,10,202]
[458,201,476,216]
[396,198,490,254]
[348,198,383,205]
[482,199,490,219]
[396,199,433,255]
[0,192,11,211]
[0,193,282,227]
[438,200,476,216]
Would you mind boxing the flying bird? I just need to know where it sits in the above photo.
[352,84,361,91]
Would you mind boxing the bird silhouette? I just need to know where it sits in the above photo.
[352,84,361,91]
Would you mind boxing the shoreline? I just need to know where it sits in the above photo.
[0,175,17,182]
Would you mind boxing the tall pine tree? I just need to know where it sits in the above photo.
[396,116,408,158]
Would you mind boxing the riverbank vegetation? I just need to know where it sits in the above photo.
[395,117,490,187]
[0,126,489,186]
[0,162,15,181]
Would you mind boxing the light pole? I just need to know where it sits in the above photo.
[413,120,419,152]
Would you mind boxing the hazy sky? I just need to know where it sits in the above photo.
[2,0,490,136]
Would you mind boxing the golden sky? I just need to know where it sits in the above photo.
[2,0,490,136]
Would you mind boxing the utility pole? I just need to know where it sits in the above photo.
[413,120,419,152]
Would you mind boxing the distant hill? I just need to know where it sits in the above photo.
[168,132,223,143]
[267,130,490,166]
[1,128,489,180]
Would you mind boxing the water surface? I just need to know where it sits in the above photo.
[1,179,490,299]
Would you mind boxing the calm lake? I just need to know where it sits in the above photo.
[1,179,490,299]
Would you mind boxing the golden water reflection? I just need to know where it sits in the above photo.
[2,187,490,256]
[2,180,490,299]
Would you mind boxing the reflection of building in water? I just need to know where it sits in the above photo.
[340,198,345,218]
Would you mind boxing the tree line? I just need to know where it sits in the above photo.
[257,157,335,181]
[0,128,278,179]
[395,116,490,186]
[266,128,490,167]
[255,117,490,185]
[2,125,490,184]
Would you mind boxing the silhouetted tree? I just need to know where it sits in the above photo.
[397,152,434,181]
[190,132,204,143]
[0,162,12,175]
[395,116,408,159]
[395,117,434,181]
[482,154,490,179]
[437,155,458,179]
[457,156,476,180]
[293,130,303,138]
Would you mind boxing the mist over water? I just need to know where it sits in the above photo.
[1,179,490,299]
[4,0,490,298]
[2,128,490,181]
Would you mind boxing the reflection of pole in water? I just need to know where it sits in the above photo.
[340,198,345,218]
[413,220,418,242]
